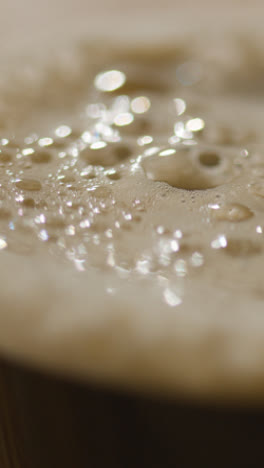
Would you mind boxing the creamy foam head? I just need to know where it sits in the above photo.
[1,29,264,403]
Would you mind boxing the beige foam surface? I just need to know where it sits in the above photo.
[0,4,264,403]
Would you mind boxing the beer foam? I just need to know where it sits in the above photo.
[1,30,264,402]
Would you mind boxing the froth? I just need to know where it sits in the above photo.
[0,34,264,401]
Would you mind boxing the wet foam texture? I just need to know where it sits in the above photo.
[1,18,264,403]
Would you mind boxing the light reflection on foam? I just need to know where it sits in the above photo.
[90,141,107,150]
[131,96,151,114]
[174,98,186,116]
[114,112,134,127]
[38,229,49,241]
[1,41,263,309]
[137,135,153,146]
[191,252,204,267]
[38,137,53,147]
[186,118,205,132]
[211,235,228,250]
[174,121,193,140]
[55,125,72,138]
[94,70,126,92]
[163,287,182,307]
[22,148,34,156]
[159,148,176,157]
[0,238,7,250]
[174,259,187,277]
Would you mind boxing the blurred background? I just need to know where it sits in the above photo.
[0,0,263,57]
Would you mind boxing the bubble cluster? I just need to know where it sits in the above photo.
[0,40,263,305]
[209,203,254,222]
